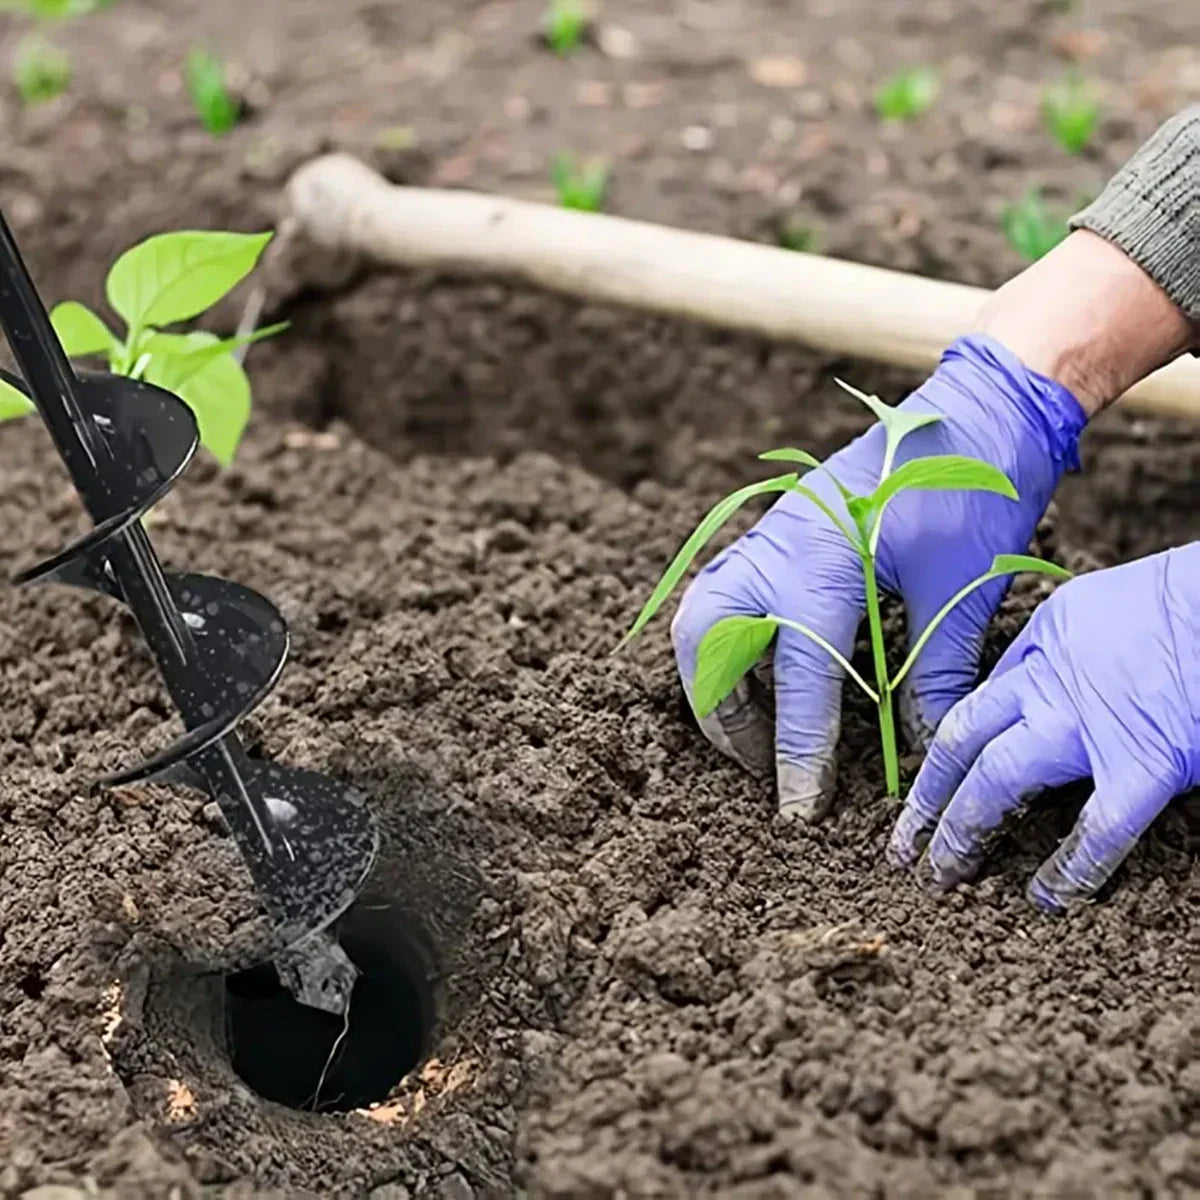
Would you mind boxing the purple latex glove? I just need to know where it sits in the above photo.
[890,545,1200,911]
[670,334,1086,819]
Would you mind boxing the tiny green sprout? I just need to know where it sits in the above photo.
[185,47,240,136]
[12,34,69,104]
[543,0,587,55]
[552,152,609,211]
[1002,188,1070,262]
[621,380,1071,799]
[1042,74,1099,154]
[777,215,821,254]
[875,66,939,122]
[0,229,285,465]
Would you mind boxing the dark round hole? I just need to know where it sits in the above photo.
[224,902,437,1113]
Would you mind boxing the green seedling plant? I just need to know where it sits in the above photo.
[1002,187,1070,262]
[777,215,821,254]
[875,66,939,121]
[543,0,586,55]
[1042,74,1099,154]
[12,33,68,103]
[3,0,112,105]
[185,47,240,135]
[552,152,608,211]
[0,229,284,465]
[622,381,1071,798]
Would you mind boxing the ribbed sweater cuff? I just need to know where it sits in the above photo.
[1069,105,1199,324]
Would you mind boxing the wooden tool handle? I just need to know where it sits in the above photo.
[286,153,1200,420]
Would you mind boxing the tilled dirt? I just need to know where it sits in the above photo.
[2,396,1200,1198]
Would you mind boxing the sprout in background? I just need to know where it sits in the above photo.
[552,152,609,212]
[1042,74,1100,154]
[1002,188,1071,262]
[186,47,241,136]
[875,67,939,122]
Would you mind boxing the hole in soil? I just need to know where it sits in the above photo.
[224,902,437,1113]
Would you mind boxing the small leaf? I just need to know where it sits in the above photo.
[185,48,241,136]
[988,553,1072,582]
[693,616,777,717]
[143,332,251,465]
[622,473,798,644]
[759,447,822,471]
[0,375,34,420]
[871,454,1018,513]
[833,377,942,444]
[164,321,288,387]
[50,300,117,357]
[106,230,273,332]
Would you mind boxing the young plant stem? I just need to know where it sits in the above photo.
[861,553,899,797]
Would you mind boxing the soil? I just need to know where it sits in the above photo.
[2,0,1200,1198]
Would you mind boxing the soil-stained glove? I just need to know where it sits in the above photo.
[670,334,1086,819]
[890,545,1200,911]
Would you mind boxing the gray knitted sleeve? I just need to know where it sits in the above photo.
[1069,104,1199,322]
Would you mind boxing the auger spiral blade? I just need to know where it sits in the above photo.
[0,211,378,1014]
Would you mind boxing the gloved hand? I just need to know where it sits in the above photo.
[889,544,1200,911]
[670,334,1086,818]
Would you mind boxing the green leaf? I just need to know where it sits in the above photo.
[50,300,117,357]
[142,332,251,466]
[622,472,799,644]
[871,454,1018,514]
[890,553,1072,691]
[759,447,822,471]
[106,230,272,332]
[988,553,1072,582]
[0,376,34,420]
[693,616,778,717]
[162,321,288,388]
[833,378,942,441]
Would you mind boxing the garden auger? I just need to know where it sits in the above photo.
[0,212,377,1015]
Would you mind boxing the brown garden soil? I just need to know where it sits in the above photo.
[3,0,1200,1197]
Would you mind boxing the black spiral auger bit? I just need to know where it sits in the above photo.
[0,212,378,1016]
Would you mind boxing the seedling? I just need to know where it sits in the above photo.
[1002,188,1070,262]
[185,47,240,136]
[11,34,68,103]
[552,152,608,211]
[622,380,1070,798]
[875,67,939,122]
[1042,74,1099,154]
[0,229,284,464]
[777,215,821,254]
[543,0,587,55]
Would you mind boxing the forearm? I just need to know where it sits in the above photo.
[975,105,1199,420]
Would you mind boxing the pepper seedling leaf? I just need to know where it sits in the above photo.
[693,615,778,717]
[758,447,822,471]
[890,553,1072,691]
[0,376,34,419]
[833,378,943,445]
[621,472,798,644]
[160,321,289,389]
[50,300,118,357]
[106,230,273,333]
[142,331,251,466]
[871,454,1018,511]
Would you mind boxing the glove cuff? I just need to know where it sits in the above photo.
[938,334,1089,475]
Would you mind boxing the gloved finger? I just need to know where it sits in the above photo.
[772,580,863,822]
[671,562,773,777]
[897,576,1006,750]
[923,710,1084,891]
[888,669,1025,867]
[1027,770,1177,913]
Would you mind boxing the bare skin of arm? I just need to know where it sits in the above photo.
[976,229,1195,420]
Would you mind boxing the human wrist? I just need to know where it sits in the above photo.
[974,230,1193,419]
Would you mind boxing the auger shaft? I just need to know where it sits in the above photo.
[0,211,378,1013]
